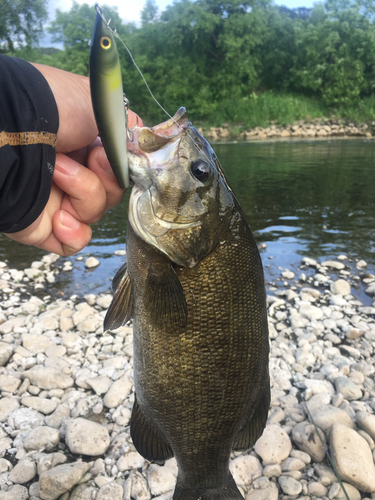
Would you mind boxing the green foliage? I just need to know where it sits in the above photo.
[0,0,47,51]
[8,0,375,125]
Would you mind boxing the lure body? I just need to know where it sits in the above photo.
[89,9,129,189]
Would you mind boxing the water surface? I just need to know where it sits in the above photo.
[1,139,374,301]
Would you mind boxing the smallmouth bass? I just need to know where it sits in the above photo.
[105,108,270,500]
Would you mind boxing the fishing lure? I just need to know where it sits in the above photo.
[89,4,130,189]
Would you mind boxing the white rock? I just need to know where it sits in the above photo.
[230,455,262,487]
[254,425,292,465]
[24,426,60,451]
[22,366,74,390]
[292,421,327,462]
[322,260,345,270]
[97,482,124,500]
[330,423,375,492]
[37,452,68,475]
[9,407,44,429]
[96,295,113,309]
[21,397,57,415]
[85,257,100,268]
[245,484,278,500]
[334,376,362,400]
[278,475,302,496]
[130,471,151,500]
[45,404,71,428]
[103,377,132,408]
[0,484,29,500]
[86,375,112,395]
[331,279,351,295]
[307,481,327,497]
[0,342,13,366]
[117,451,145,471]
[148,463,176,496]
[356,411,375,440]
[0,374,21,392]
[39,461,91,500]
[282,270,295,280]
[0,317,25,334]
[9,456,37,484]
[299,303,323,321]
[312,405,355,432]
[356,260,367,269]
[65,418,110,456]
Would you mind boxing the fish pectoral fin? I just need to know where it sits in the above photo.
[233,384,271,451]
[104,263,133,331]
[130,395,174,462]
[144,264,188,329]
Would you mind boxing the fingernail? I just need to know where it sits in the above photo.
[55,158,80,176]
[98,147,114,174]
[60,211,80,229]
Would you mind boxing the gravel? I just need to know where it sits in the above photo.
[0,253,374,499]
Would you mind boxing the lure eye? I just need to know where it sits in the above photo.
[190,160,211,183]
[100,36,111,49]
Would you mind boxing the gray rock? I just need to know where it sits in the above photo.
[86,375,112,396]
[0,484,29,500]
[254,424,292,465]
[45,403,71,428]
[0,342,13,366]
[103,377,132,408]
[356,411,375,440]
[22,366,74,390]
[307,481,327,497]
[65,418,110,456]
[311,405,355,432]
[229,455,262,487]
[39,461,91,500]
[9,407,44,429]
[148,463,177,496]
[96,482,123,500]
[130,471,151,500]
[117,451,145,471]
[24,425,60,451]
[292,421,327,462]
[334,376,362,401]
[245,484,278,500]
[330,423,375,492]
[21,396,57,415]
[9,456,37,484]
[69,484,98,500]
[37,452,68,475]
[278,475,302,496]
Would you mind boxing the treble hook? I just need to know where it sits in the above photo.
[123,95,138,142]
[95,3,117,34]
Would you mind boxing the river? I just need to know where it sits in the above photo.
[1,139,374,302]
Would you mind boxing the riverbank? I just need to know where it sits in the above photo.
[0,254,375,499]
[200,118,375,142]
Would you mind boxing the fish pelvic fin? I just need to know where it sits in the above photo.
[130,395,174,463]
[233,382,270,451]
[173,474,243,500]
[104,263,133,331]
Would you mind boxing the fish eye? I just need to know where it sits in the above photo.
[100,36,111,49]
[190,160,211,183]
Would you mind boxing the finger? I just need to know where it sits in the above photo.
[51,210,92,255]
[53,153,107,224]
[87,146,125,211]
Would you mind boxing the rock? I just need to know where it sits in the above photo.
[130,470,152,500]
[39,461,91,500]
[65,418,110,455]
[0,374,21,392]
[148,463,177,496]
[24,425,60,451]
[37,452,68,475]
[85,257,100,268]
[0,396,20,422]
[282,270,295,280]
[45,403,71,428]
[307,481,327,497]
[86,375,112,395]
[330,424,375,492]
[299,303,323,320]
[0,484,29,500]
[230,455,262,487]
[356,260,367,269]
[331,279,351,295]
[0,342,13,366]
[97,482,124,500]
[278,475,302,496]
[280,457,305,471]
[356,411,375,440]
[322,260,345,270]
[21,396,57,415]
[292,421,327,462]
[117,450,145,471]
[334,376,362,400]
[9,456,37,483]
[9,407,44,429]
[103,377,132,408]
[245,484,279,500]
[69,484,98,500]
[336,482,361,500]
[22,366,74,390]
[254,424,292,465]
[311,405,355,432]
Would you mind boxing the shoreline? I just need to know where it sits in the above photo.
[0,255,374,499]
[199,119,375,142]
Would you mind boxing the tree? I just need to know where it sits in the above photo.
[0,0,48,51]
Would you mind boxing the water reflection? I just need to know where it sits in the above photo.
[0,139,374,299]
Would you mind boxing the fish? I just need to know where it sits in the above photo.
[89,6,129,189]
[104,107,270,500]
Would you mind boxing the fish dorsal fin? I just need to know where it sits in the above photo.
[144,264,188,329]
[104,263,133,331]
[130,395,174,463]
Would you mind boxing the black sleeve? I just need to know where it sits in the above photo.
[0,55,59,233]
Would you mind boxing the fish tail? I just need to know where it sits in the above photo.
[173,475,243,500]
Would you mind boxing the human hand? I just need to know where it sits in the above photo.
[4,64,142,256]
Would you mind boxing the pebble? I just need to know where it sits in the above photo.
[65,418,110,456]
[85,257,100,268]
[0,253,375,498]
[331,279,351,295]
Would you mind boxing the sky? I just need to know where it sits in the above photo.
[47,0,317,26]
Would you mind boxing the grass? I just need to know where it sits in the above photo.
[198,91,375,130]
